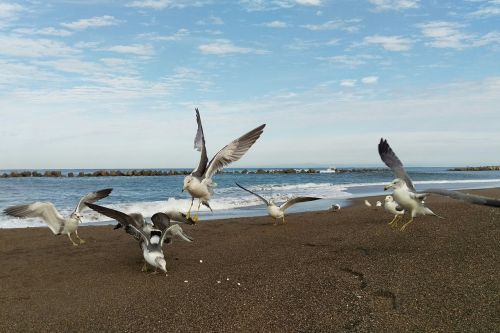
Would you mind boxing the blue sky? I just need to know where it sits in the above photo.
[0,0,499,169]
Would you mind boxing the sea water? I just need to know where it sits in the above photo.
[1,167,500,228]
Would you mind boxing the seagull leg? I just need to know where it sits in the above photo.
[193,201,202,222]
[388,215,398,226]
[75,230,86,244]
[186,197,194,220]
[400,218,414,231]
[282,216,286,225]
[141,262,148,272]
[68,233,79,246]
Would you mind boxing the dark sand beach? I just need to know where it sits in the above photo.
[1,188,499,332]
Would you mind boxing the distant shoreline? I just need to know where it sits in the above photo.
[0,167,388,178]
[449,166,500,171]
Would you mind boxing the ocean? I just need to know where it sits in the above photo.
[1,167,500,228]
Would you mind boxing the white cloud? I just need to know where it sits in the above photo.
[340,79,357,87]
[138,29,190,41]
[0,2,23,19]
[368,0,419,11]
[468,0,500,18]
[126,0,210,10]
[61,15,121,30]
[321,54,375,67]
[106,44,154,56]
[418,21,471,49]
[363,35,412,51]
[197,15,224,25]
[361,76,378,84]
[302,19,361,33]
[13,27,73,37]
[0,35,78,57]
[240,0,322,11]
[199,39,269,55]
[262,20,288,28]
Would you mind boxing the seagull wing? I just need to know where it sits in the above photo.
[161,224,193,246]
[126,225,149,245]
[84,202,142,229]
[191,108,209,177]
[378,138,416,192]
[74,188,113,214]
[279,197,321,211]
[4,202,65,234]
[203,124,266,179]
[425,189,500,207]
[235,182,269,206]
[151,212,170,231]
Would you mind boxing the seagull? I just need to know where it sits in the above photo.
[183,108,265,222]
[376,201,382,207]
[3,188,112,246]
[383,195,405,227]
[331,204,341,212]
[235,182,321,225]
[85,203,193,275]
[379,138,500,231]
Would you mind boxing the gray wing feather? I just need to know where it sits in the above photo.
[378,138,416,192]
[235,182,269,206]
[3,202,65,234]
[74,188,113,214]
[126,225,149,245]
[84,202,143,229]
[203,124,266,179]
[151,212,171,231]
[425,189,500,207]
[191,108,209,177]
[161,224,193,246]
[280,197,321,211]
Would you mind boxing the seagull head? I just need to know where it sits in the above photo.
[71,212,83,222]
[384,178,406,191]
[182,176,193,192]
[384,195,394,203]
[155,257,167,273]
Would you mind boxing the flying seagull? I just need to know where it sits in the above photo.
[379,138,500,230]
[383,195,405,227]
[183,108,266,222]
[85,203,192,275]
[3,188,112,246]
[235,182,321,225]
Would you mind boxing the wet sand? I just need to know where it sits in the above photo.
[1,188,499,332]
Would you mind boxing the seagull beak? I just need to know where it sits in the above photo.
[384,185,391,191]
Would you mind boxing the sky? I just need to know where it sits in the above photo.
[0,0,499,169]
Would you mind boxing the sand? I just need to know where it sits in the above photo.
[1,188,499,332]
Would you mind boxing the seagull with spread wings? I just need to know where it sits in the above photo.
[183,108,265,222]
[3,188,112,246]
[235,182,321,225]
[379,138,500,231]
[85,203,192,275]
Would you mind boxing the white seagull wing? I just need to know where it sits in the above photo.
[191,108,209,177]
[279,197,321,211]
[74,188,113,214]
[4,202,65,234]
[161,224,193,246]
[203,124,266,179]
[378,138,416,192]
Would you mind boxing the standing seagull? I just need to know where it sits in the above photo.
[383,195,405,227]
[3,188,112,246]
[85,203,193,275]
[183,108,265,222]
[235,182,321,225]
[379,138,500,230]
